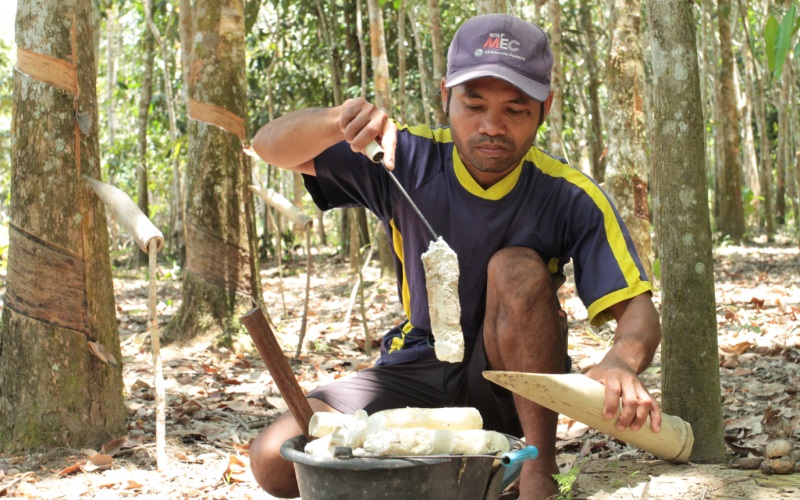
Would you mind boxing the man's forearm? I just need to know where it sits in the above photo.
[251,107,343,171]
[605,294,662,374]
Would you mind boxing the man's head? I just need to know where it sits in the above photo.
[441,14,554,188]
[445,14,553,104]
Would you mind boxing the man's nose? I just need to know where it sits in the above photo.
[477,108,507,136]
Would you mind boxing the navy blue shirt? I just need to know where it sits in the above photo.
[304,123,651,365]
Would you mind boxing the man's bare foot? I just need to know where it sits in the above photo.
[518,470,559,500]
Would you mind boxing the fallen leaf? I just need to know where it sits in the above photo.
[125,480,143,490]
[221,454,248,484]
[83,454,113,472]
[101,436,129,456]
[131,379,151,391]
[58,462,85,476]
[173,400,202,418]
[721,341,754,355]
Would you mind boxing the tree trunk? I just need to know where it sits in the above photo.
[775,62,790,226]
[147,4,185,263]
[427,0,447,126]
[315,0,342,107]
[367,0,395,277]
[106,5,116,161]
[716,0,745,241]
[179,0,193,104]
[475,0,506,14]
[646,0,726,463]
[408,7,433,125]
[136,1,155,267]
[547,1,564,156]
[1,0,125,450]
[737,0,773,238]
[398,0,408,122]
[579,2,606,182]
[167,0,262,345]
[604,0,652,279]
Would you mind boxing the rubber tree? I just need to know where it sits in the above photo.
[166,0,262,344]
[716,0,746,241]
[647,0,726,462]
[367,0,395,278]
[604,0,653,279]
[0,0,125,450]
[547,1,564,156]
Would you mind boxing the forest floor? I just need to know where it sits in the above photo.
[0,237,800,499]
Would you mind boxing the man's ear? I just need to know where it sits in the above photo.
[542,91,554,119]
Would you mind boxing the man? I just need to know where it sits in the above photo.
[249,14,662,499]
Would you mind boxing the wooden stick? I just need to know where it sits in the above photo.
[148,239,167,470]
[241,307,313,438]
[483,371,694,462]
[295,228,313,357]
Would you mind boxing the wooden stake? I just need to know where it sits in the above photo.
[148,239,167,470]
[241,307,314,437]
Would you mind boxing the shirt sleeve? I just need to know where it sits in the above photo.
[302,140,394,219]
[556,168,652,325]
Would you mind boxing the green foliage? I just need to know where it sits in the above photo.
[764,4,800,78]
[553,464,581,500]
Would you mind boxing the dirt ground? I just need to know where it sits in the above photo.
[0,237,799,499]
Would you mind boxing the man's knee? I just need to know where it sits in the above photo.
[487,247,553,298]
[250,399,338,498]
[249,412,300,498]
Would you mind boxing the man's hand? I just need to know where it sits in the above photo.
[586,361,661,433]
[587,294,663,434]
[337,98,398,170]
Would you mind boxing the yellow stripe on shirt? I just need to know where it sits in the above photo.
[389,219,414,352]
[531,148,652,325]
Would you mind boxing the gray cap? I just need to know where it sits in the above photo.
[445,14,553,102]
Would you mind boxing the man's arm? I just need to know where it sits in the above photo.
[585,293,662,432]
[250,98,397,174]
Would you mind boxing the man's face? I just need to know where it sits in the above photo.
[444,77,542,188]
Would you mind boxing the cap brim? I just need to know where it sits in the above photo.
[446,66,550,102]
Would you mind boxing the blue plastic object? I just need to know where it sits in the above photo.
[499,445,537,490]
[500,445,538,467]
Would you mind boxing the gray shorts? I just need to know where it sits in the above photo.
[307,313,570,437]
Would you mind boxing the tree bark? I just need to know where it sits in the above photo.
[1,0,125,450]
[166,0,262,344]
[179,0,193,104]
[427,0,447,126]
[775,60,790,226]
[398,0,408,122]
[136,0,156,267]
[105,5,116,161]
[475,0,506,15]
[579,2,606,182]
[737,0,773,238]
[604,0,652,279]
[716,0,745,241]
[547,1,564,156]
[647,0,726,463]
[408,7,432,125]
[367,0,395,277]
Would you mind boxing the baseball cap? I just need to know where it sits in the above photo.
[445,14,553,102]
